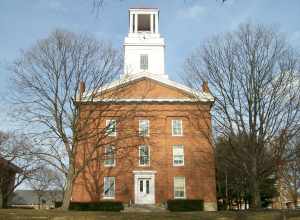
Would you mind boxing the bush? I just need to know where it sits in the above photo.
[68,201,124,211]
[167,199,204,211]
[54,201,62,208]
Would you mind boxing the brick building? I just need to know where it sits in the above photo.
[72,7,217,211]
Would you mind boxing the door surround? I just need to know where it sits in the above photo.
[133,170,156,204]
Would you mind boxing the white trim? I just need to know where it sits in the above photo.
[173,145,184,166]
[139,119,150,136]
[106,119,117,137]
[79,73,214,102]
[174,176,186,199]
[133,170,157,174]
[134,171,156,204]
[139,145,150,166]
[84,98,201,103]
[172,119,183,136]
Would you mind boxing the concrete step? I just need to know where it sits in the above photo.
[122,204,168,212]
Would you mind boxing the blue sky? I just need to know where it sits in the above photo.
[1,0,300,130]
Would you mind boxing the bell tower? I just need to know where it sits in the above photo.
[122,8,167,78]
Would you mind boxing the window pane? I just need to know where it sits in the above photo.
[104,177,115,198]
[139,145,149,165]
[140,54,148,70]
[174,177,185,199]
[173,145,184,165]
[172,120,182,136]
[139,120,149,136]
[146,180,150,194]
[140,180,143,192]
[104,146,115,166]
[106,120,116,136]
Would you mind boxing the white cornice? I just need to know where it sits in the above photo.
[80,73,214,103]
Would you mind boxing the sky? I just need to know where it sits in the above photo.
[1,0,300,131]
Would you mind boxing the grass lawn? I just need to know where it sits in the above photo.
[0,209,300,220]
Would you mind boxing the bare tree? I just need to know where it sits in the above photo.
[10,29,125,209]
[184,23,300,208]
[277,135,300,208]
[0,131,40,208]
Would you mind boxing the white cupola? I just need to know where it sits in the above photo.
[122,8,167,78]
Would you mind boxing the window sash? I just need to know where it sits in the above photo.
[139,119,149,136]
[173,145,184,166]
[106,120,116,136]
[103,177,115,198]
[139,145,150,166]
[174,177,185,199]
[140,54,148,70]
[104,146,115,166]
[172,120,182,136]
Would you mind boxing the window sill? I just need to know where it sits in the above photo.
[173,164,184,167]
[104,164,116,167]
[103,197,115,200]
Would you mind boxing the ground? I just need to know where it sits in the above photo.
[0,209,300,220]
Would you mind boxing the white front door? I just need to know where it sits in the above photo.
[134,171,156,204]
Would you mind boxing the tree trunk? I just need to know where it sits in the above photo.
[250,179,261,209]
[61,164,75,210]
[0,191,3,208]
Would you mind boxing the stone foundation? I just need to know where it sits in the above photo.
[204,202,217,211]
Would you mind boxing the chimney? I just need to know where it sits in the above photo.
[202,81,210,93]
[79,81,85,96]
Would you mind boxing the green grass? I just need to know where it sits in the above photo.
[0,209,299,220]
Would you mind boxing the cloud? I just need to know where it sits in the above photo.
[177,4,207,19]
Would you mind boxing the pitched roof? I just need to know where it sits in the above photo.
[0,158,22,173]
[82,73,214,103]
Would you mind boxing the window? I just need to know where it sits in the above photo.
[139,119,149,136]
[106,119,116,136]
[139,145,150,166]
[140,54,148,70]
[174,176,185,199]
[103,177,115,198]
[138,14,151,31]
[104,146,115,167]
[172,119,183,136]
[173,145,184,166]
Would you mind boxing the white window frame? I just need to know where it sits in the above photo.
[172,119,183,136]
[104,146,116,167]
[139,145,150,166]
[140,54,148,70]
[103,176,115,199]
[173,145,184,166]
[106,119,117,137]
[174,176,186,199]
[139,119,150,137]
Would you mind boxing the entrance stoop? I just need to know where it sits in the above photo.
[122,204,168,212]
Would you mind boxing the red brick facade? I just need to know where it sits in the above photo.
[72,78,217,210]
